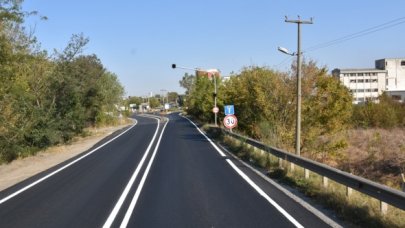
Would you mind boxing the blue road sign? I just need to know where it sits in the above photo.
[224,105,235,116]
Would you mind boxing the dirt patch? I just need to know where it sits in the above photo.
[0,122,133,192]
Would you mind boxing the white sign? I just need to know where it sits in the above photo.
[164,103,170,110]
[213,107,219,113]
[223,115,238,129]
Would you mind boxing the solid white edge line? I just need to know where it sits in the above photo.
[103,117,160,228]
[181,115,226,157]
[226,159,304,228]
[120,117,169,228]
[181,114,304,228]
[0,120,138,205]
[218,143,343,228]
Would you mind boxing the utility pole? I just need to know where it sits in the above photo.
[285,16,313,157]
[213,73,218,126]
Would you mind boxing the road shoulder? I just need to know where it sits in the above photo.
[0,122,133,192]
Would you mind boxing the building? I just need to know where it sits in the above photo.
[332,68,387,104]
[375,58,405,102]
[332,58,405,104]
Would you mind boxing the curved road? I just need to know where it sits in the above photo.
[0,113,335,227]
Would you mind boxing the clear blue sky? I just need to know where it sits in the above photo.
[22,1,405,97]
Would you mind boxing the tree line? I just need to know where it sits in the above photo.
[0,1,124,163]
[180,60,405,162]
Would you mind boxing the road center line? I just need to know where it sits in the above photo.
[181,114,304,228]
[103,117,160,228]
[120,117,169,228]
[0,120,138,205]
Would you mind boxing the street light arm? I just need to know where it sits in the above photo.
[171,64,201,72]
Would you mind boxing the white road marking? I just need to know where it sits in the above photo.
[181,115,304,228]
[103,117,160,228]
[0,120,138,205]
[181,115,226,157]
[120,118,169,228]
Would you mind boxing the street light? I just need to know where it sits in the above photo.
[172,64,220,126]
[277,46,295,56]
[278,16,313,158]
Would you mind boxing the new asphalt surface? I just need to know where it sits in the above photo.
[0,113,334,228]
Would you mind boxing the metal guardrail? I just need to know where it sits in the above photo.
[215,127,405,211]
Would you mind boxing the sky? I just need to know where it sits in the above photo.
[22,1,405,97]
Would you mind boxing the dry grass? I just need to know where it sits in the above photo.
[217,134,405,228]
[339,128,405,189]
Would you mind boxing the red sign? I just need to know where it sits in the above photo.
[223,115,238,129]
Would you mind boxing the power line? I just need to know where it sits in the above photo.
[304,16,405,53]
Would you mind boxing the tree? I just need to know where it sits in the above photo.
[301,70,353,160]
[167,92,178,104]
[221,62,353,161]
[0,5,125,163]
[179,73,195,95]
[149,97,160,108]
[352,93,405,128]
[186,73,222,123]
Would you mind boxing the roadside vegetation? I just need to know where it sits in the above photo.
[215,132,405,228]
[0,1,125,163]
[180,56,405,226]
[180,61,405,190]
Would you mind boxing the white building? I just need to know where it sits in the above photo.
[333,58,405,104]
[375,58,405,102]
[332,68,387,104]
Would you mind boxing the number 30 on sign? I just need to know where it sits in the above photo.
[223,115,238,129]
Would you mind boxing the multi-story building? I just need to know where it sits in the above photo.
[332,68,387,104]
[333,58,405,104]
[375,58,405,102]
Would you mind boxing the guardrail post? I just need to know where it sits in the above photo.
[401,173,405,192]
[346,186,352,197]
[322,176,328,188]
[290,163,295,172]
[278,158,283,168]
[304,169,310,179]
[380,201,388,215]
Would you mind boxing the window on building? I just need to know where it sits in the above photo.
[372,79,377,82]
[373,88,378,92]
[358,79,364,83]
[350,73,356,76]
[358,73,364,76]
[401,61,405,66]
[365,73,370,76]
[350,79,356,83]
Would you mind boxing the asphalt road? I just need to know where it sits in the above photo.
[0,113,336,228]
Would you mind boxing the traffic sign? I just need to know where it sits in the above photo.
[223,115,238,129]
[224,105,234,116]
[213,107,219,113]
